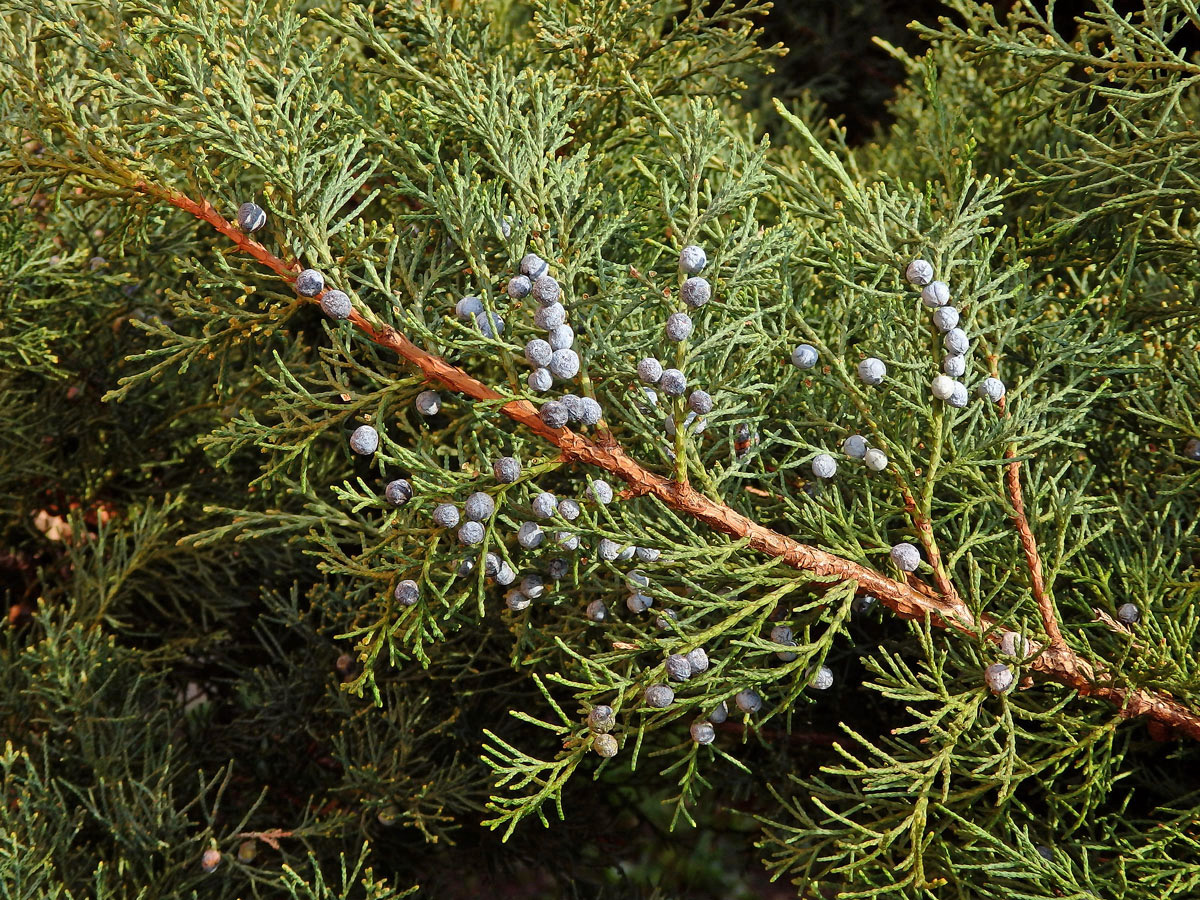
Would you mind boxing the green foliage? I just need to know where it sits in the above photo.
[1,1,1199,897]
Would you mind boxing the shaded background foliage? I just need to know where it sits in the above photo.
[2,1,1199,899]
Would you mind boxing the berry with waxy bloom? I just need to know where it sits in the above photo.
[546,557,569,580]
[507,275,532,300]
[1000,631,1030,658]
[734,689,762,713]
[660,368,687,396]
[549,348,580,380]
[679,245,707,274]
[415,390,441,416]
[948,382,969,408]
[528,368,553,392]
[525,338,552,367]
[864,448,888,472]
[483,553,502,577]
[519,253,548,279]
[645,683,675,708]
[296,268,324,296]
[495,562,516,585]
[535,302,566,331]
[843,434,868,458]
[556,531,579,550]
[665,654,692,681]
[474,310,505,338]
[394,579,419,605]
[1117,602,1140,625]
[557,498,581,520]
[586,598,607,622]
[384,479,413,506]
[932,306,959,332]
[494,456,521,483]
[686,647,709,673]
[978,377,1006,403]
[688,390,712,415]
[812,453,837,479]
[932,375,957,400]
[588,705,615,733]
[709,700,729,724]
[810,665,834,691]
[593,733,618,758]
[791,343,818,369]
[690,721,716,744]
[985,663,1014,694]
[464,491,495,522]
[349,425,379,455]
[517,521,544,549]
[589,479,613,505]
[857,357,886,386]
[638,357,663,384]
[432,504,459,528]
[665,311,693,341]
[597,538,621,561]
[458,521,484,545]
[519,574,544,598]
[626,592,653,613]
[320,289,352,320]
[456,295,484,318]
[921,281,951,308]
[1186,438,1200,460]
[578,397,602,425]
[236,201,266,232]
[548,324,574,350]
[890,541,920,572]
[540,400,569,428]
[636,546,661,562]
[944,327,970,355]
[532,492,557,519]
[505,589,531,611]
[905,259,934,286]
[531,275,561,305]
[681,276,711,308]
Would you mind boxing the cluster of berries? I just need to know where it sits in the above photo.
[634,246,715,440]
[904,259,1006,408]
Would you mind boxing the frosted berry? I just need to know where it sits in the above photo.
[709,700,729,724]
[660,368,686,396]
[890,542,920,572]
[548,324,574,350]
[665,311,693,342]
[320,289,352,320]
[578,397,603,426]
[586,598,607,622]
[688,390,713,415]
[688,648,710,674]
[549,348,580,380]
[456,558,475,577]
[588,705,616,733]
[905,259,934,286]
[626,592,653,613]
[484,553,502,577]
[432,504,459,528]
[1000,631,1029,658]
[681,276,711,308]
[589,479,613,505]
[978,377,1006,403]
[236,201,266,233]
[547,557,569,580]
[656,610,678,630]
[474,310,505,338]
[350,425,379,456]
[296,268,325,296]
[394,579,419,605]
[519,574,544,598]
[734,689,762,713]
[811,453,837,479]
[638,357,664,384]
[626,571,650,591]
[535,302,566,331]
[665,654,692,681]
[791,344,818,369]
[943,354,966,377]
[948,383,969,408]
[775,639,798,663]
[528,368,553,392]
[679,245,707,274]
[810,665,834,691]
[415,390,441,416]
[525,339,553,367]
[500,216,513,238]
[985,662,1014,694]
[931,375,957,401]
[857,357,886,386]
[635,546,661,562]
[507,275,532,300]
[690,721,716,744]
[201,848,222,873]
[932,306,959,332]
[556,531,580,550]
[532,492,557,519]
[852,594,876,615]
[505,589,531,611]
[519,253,549,279]
[458,521,485,545]
[531,275,561,305]
[863,448,888,472]
[842,435,868,458]
[517,521,545,549]
[921,281,951,308]
[464,491,496,522]
[494,456,521,483]
[560,394,583,422]
[771,625,794,645]
[457,295,484,319]
[1186,438,1200,460]
[384,479,413,506]
[645,683,675,708]
[598,538,621,561]
[540,400,569,428]
[1117,602,1140,625]
[593,733,619,758]
[496,562,516,585]
[943,328,970,355]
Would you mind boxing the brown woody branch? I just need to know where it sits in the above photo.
[987,355,1065,649]
[140,182,1200,742]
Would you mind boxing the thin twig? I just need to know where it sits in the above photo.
[987,355,1065,649]
[139,181,1200,742]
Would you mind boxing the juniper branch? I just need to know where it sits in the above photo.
[138,178,1200,743]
